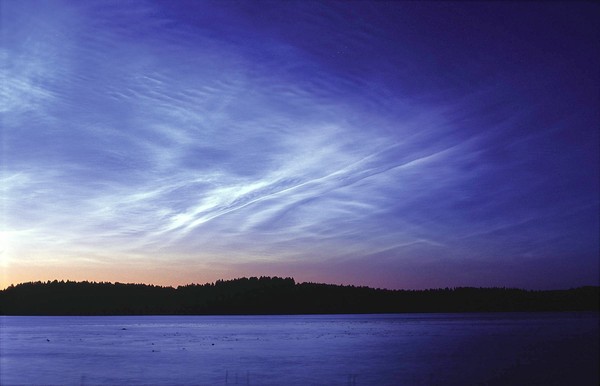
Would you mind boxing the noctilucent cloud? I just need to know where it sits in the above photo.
[1,1,598,289]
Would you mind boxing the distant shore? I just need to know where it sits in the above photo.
[1,277,598,315]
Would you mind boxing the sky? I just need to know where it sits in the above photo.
[1,1,598,290]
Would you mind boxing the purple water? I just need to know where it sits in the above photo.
[1,313,598,385]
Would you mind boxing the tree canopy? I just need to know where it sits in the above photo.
[1,277,597,315]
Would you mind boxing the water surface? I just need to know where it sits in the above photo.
[1,313,598,385]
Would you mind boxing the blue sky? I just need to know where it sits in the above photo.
[1,1,598,289]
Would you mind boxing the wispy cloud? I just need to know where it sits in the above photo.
[2,1,597,289]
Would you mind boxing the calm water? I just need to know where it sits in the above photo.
[1,313,598,385]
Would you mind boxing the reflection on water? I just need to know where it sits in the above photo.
[1,313,598,385]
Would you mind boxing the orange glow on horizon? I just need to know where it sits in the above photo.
[0,264,230,290]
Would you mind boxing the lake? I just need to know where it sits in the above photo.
[1,313,598,385]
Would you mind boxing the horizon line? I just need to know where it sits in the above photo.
[2,277,598,292]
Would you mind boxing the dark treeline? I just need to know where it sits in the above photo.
[0,277,598,315]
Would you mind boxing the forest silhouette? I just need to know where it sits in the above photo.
[1,277,598,315]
